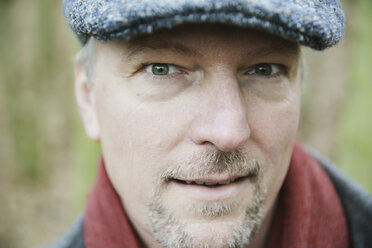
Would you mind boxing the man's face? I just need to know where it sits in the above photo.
[78,24,301,247]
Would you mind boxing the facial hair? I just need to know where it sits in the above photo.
[148,147,266,248]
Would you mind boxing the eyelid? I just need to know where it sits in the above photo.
[245,63,286,77]
[145,63,181,75]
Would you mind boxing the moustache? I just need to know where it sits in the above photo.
[161,147,261,183]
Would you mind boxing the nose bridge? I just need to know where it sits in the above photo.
[213,74,246,123]
[190,69,250,151]
[215,70,249,129]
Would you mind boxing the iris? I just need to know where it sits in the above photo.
[254,63,273,76]
[151,64,169,75]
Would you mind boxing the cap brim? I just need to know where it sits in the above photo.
[63,0,345,50]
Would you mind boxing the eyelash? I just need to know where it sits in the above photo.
[136,63,183,78]
[138,63,287,79]
[245,63,287,78]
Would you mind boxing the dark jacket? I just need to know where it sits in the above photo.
[47,151,372,248]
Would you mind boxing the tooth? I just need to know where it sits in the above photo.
[218,180,230,185]
[204,182,217,186]
[195,181,204,185]
[186,181,192,184]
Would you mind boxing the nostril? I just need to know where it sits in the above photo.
[188,90,250,150]
[189,119,250,152]
[213,124,250,152]
[200,141,213,146]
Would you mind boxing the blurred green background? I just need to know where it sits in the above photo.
[0,0,371,247]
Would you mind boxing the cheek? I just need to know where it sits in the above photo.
[247,81,301,163]
[250,101,300,160]
[247,87,301,208]
[93,78,192,206]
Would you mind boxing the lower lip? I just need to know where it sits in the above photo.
[169,177,250,201]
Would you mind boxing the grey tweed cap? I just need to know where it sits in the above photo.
[62,0,345,50]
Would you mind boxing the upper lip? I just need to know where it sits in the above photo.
[172,174,247,185]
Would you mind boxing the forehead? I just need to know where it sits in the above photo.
[98,24,299,60]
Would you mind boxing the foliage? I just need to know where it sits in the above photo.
[335,0,372,192]
[0,0,371,247]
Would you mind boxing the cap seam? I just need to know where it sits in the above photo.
[92,11,328,50]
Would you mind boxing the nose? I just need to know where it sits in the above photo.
[189,73,250,152]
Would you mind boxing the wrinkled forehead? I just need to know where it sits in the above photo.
[97,24,300,61]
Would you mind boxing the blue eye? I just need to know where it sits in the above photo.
[247,63,281,76]
[145,63,180,76]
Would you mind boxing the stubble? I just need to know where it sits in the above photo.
[148,148,266,248]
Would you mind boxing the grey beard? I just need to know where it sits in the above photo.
[148,148,266,248]
[160,147,261,182]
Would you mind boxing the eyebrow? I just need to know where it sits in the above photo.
[125,41,203,60]
[243,44,299,58]
[124,39,299,61]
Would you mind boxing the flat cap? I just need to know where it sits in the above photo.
[63,0,345,50]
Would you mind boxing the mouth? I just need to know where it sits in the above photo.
[172,176,247,188]
[168,174,255,201]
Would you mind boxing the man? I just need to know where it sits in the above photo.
[53,0,372,247]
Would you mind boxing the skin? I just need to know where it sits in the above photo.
[75,24,301,248]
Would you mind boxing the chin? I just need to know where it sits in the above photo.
[149,193,265,248]
[184,220,257,248]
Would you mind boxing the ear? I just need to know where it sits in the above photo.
[74,59,100,142]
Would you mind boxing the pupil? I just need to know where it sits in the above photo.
[255,64,272,76]
[152,64,169,75]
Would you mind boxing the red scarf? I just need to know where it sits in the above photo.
[84,143,349,248]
